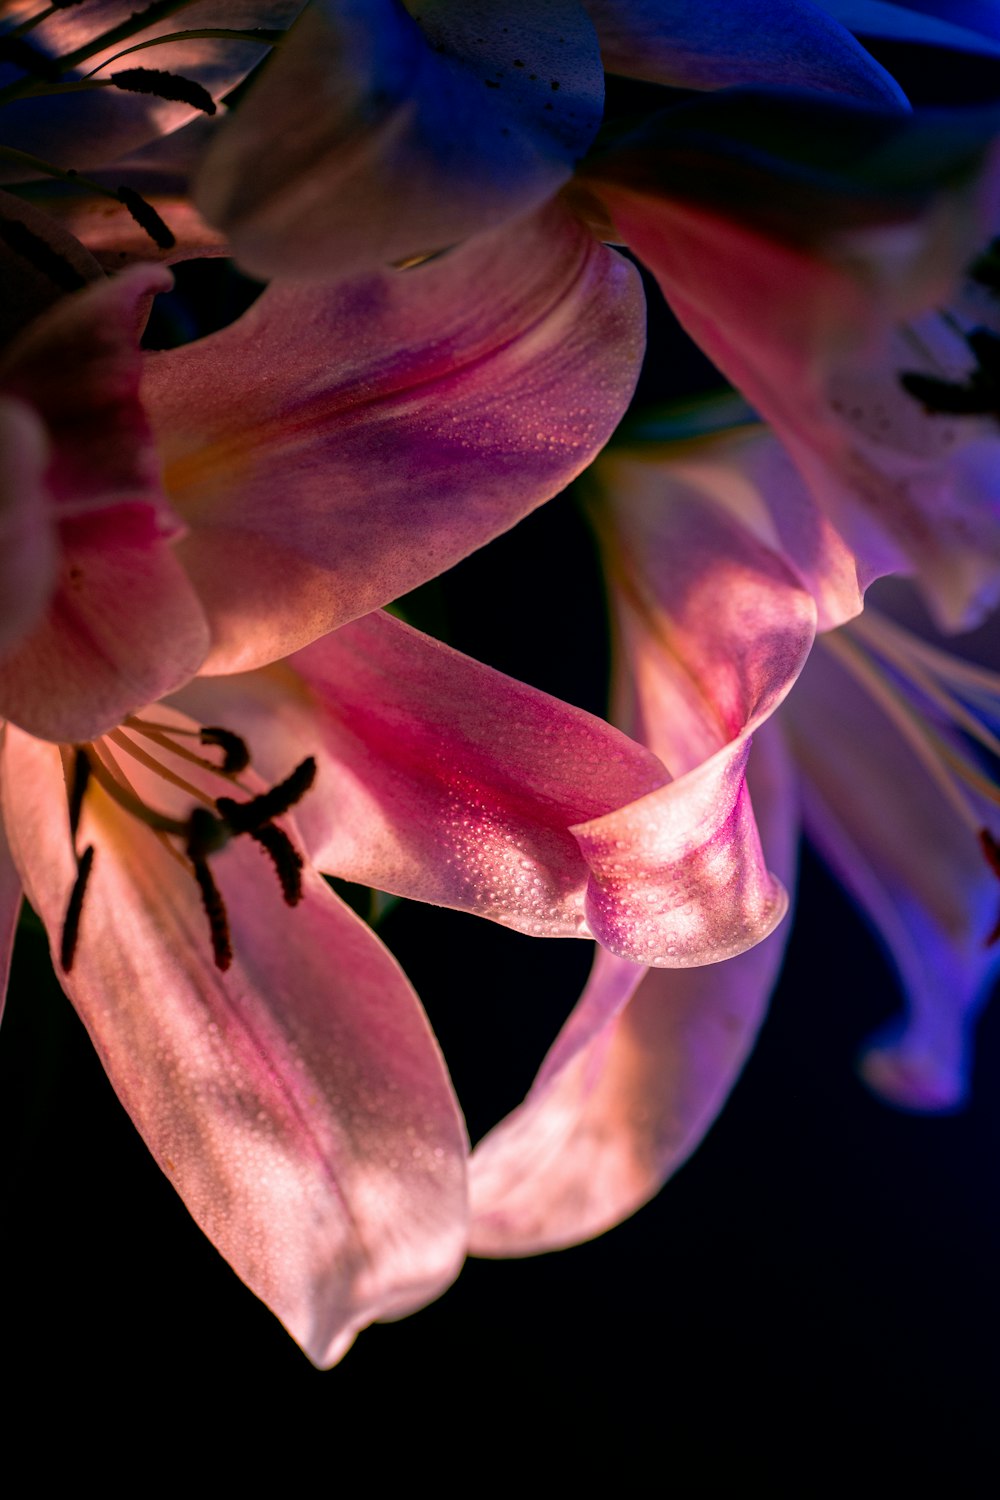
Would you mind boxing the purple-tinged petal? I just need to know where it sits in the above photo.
[469,725,797,1255]
[172,610,669,938]
[2,723,468,1367]
[818,0,1000,55]
[145,204,645,673]
[576,448,816,961]
[0,2,305,174]
[582,0,907,104]
[0,398,57,659]
[782,616,1000,1110]
[196,0,603,279]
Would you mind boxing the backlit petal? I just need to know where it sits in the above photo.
[145,204,645,673]
[469,724,797,1254]
[782,620,1000,1110]
[582,0,907,103]
[0,398,56,659]
[2,724,468,1367]
[196,0,603,279]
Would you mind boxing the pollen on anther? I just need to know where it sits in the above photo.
[251,824,305,906]
[61,845,95,973]
[216,756,316,834]
[190,858,233,972]
[199,726,251,774]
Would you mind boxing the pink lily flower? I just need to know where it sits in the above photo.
[193,0,906,281]
[0,199,803,1360]
[469,425,1000,1256]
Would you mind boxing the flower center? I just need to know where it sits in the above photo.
[60,714,316,973]
[824,608,1000,940]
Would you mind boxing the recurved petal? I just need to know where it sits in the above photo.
[172,609,670,939]
[582,0,907,103]
[579,448,816,961]
[817,1,1000,56]
[146,203,645,674]
[196,0,603,279]
[1,724,468,1367]
[782,621,1000,1111]
[0,398,57,659]
[469,724,797,1255]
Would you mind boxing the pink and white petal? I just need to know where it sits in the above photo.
[0,2,305,173]
[0,262,178,525]
[598,180,1000,630]
[146,204,645,673]
[0,508,210,742]
[196,0,603,279]
[0,398,57,658]
[172,610,670,938]
[577,449,816,961]
[2,725,468,1367]
[782,628,1000,1111]
[582,0,907,103]
[469,724,798,1255]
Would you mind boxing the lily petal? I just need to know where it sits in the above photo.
[578,447,816,961]
[145,203,645,674]
[782,620,1000,1110]
[0,1,305,174]
[582,0,907,103]
[196,0,603,279]
[1,723,468,1367]
[0,398,56,659]
[0,265,211,740]
[469,723,797,1255]
[173,610,670,939]
[817,1,1000,56]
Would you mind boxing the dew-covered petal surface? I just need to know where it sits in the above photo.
[0,265,210,740]
[0,1,305,174]
[2,724,468,1366]
[469,722,797,1255]
[576,451,816,962]
[196,0,603,279]
[173,609,670,939]
[782,618,1000,1111]
[0,399,56,659]
[145,203,645,674]
[582,0,906,102]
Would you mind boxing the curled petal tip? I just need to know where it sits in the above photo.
[857,1041,968,1114]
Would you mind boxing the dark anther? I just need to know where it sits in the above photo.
[185,805,230,862]
[67,749,91,843]
[0,216,88,293]
[200,726,251,774]
[115,187,176,251]
[111,67,217,116]
[60,845,95,972]
[51,0,89,8]
[898,370,1000,418]
[190,857,233,972]
[216,757,316,834]
[250,824,304,906]
[967,328,1000,382]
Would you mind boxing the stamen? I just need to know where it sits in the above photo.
[216,757,316,834]
[249,824,304,906]
[189,856,233,972]
[60,844,94,972]
[67,747,90,842]
[0,36,60,79]
[107,728,216,807]
[199,726,250,774]
[110,66,216,114]
[115,187,175,251]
